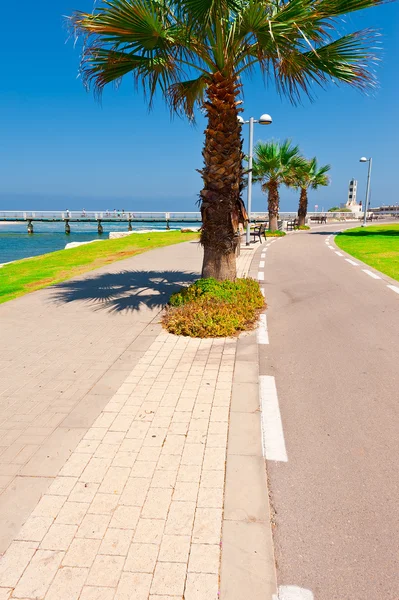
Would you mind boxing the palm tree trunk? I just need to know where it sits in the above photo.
[200,73,245,280]
[268,181,279,231]
[298,187,308,226]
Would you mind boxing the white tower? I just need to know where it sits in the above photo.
[346,179,358,207]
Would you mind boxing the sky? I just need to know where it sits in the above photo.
[0,1,398,213]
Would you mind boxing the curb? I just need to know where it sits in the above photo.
[220,241,277,599]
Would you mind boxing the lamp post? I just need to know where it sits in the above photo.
[238,113,273,245]
[359,156,372,227]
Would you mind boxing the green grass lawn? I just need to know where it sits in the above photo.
[335,224,399,281]
[0,231,198,305]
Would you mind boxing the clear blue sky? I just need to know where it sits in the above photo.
[0,1,398,212]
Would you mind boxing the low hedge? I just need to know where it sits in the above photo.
[265,230,286,237]
[163,278,265,338]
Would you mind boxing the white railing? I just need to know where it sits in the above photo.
[0,211,202,221]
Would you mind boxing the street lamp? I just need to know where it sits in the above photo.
[359,156,372,227]
[238,113,273,245]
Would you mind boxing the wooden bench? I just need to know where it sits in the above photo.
[310,215,327,224]
[251,223,267,243]
[287,218,299,231]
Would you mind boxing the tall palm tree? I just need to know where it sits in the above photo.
[69,0,383,280]
[252,140,305,231]
[296,158,331,225]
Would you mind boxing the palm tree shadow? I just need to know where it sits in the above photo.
[339,229,399,237]
[309,231,333,236]
[51,270,198,313]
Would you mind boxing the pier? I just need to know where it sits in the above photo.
[0,211,202,234]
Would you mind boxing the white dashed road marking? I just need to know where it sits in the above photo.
[335,251,343,256]
[345,259,358,266]
[260,288,265,297]
[387,285,399,294]
[259,375,288,462]
[257,313,269,344]
[258,271,264,281]
[273,586,314,600]
[259,260,265,268]
[363,269,381,280]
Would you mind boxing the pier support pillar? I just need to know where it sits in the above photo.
[128,220,133,231]
[65,220,71,234]
[166,219,170,230]
[27,220,34,234]
[97,220,103,234]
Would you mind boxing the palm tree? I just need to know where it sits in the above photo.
[296,158,331,226]
[252,140,305,231]
[69,0,383,280]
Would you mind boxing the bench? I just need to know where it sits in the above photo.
[251,223,267,243]
[287,218,299,231]
[310,215,327,224]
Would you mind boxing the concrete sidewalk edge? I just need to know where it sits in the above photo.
[220,242,278,600]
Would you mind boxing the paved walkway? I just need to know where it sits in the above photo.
[0,239,274,600]
[0,241,202,550]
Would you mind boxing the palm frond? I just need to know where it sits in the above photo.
[70,0,171,50]
[234,0,381,102]
[167,74,210,119]
[294,157,331,189]
[181,0,245,24]
[273,28,379,102]
[252,139,305,187]
[315,0,389,19]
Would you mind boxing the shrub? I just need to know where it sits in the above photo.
[294,225,310,230]
[164,278,265,337]
[265,230,286,237]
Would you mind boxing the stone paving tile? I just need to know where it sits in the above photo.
[15,516,53,544]
[80,587,116,600]
[63,538,101,568]
[12,549,64,599]
[0,327,240,599]
[0,542,38,588]
[40,523,77,551]
[0,588,12,600]
[124,543,159,573]
[45,566,88,600]
[86,554,125,588]
[114,572,152,600]
[184,572,219,600]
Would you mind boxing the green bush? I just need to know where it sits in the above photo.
[164,278,265,337]
[294,225,310,230]
[265,230,286,237]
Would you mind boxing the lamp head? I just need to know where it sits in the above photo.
[237,116,244,124]
[259,113,272,125]
[359,157,368,162]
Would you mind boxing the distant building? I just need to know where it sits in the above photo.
[369,205,399,215]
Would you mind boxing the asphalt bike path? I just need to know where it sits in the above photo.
[255,224,399,599]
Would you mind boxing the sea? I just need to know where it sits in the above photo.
[0,221,198,264]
